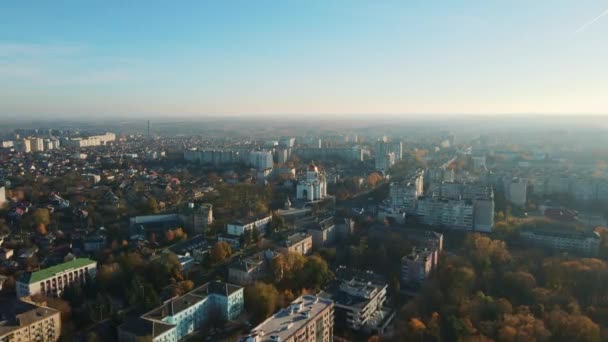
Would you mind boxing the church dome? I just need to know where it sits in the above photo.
[308,161,319,172]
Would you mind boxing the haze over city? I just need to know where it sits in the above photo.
[2,2,608,342]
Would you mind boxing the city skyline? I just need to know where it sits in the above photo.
[1,0,608,118]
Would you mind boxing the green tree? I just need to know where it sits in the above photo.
[245,282,281,324]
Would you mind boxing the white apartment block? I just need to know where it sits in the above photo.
[243,295,334,342]
[64,132,116,148]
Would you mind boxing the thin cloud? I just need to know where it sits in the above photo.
[0,42,83,58]
[573,7,608,36]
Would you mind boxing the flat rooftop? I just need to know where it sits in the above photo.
[250,295,333,342]
[20,258,96,284]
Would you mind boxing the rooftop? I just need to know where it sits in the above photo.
[249,295,333,342]
[521,227,600,240]
[20,258,96,284]
[144,281,242,321]
[119,317,175,338]
[0,299,60,336]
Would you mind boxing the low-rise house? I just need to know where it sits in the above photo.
[307,217,336,250]
[226,215,272,236]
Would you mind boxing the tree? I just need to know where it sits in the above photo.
[211,241,232,263]
[300,255,333,291]
[544,309,600,342]
[245,282,281,324]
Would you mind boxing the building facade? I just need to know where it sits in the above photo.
[243,295,334,342]
[296,163,328,201]
[0,300,61,342]
[226,216,272,236]
[16,258,97,298]
[520,229,600,257]
[278,233,313,255]
[119,281,244,342]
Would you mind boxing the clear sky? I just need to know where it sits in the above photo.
[1,0,607,118]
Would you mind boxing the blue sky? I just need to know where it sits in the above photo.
[1,0,607,118]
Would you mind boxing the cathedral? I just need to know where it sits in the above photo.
[296,162,327,201]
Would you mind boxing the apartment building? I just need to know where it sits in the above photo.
[184,149,241,166]
[0,299,61,342]
[416,196,474,230]
[119,281,244,342]
[401,248,435,285]
[16,258,97,298]
[320,268,393,335]
[243,295,334,342]
[390,171,424,214]
[520,228,601,257]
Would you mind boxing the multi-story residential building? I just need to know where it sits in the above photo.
[228,250,280,286]
[293,146,363,162]
[243,294,334,342]
[119,281,244,342]
[306,217,336,250]
[0,186,5,208]
[279,137,296,148]
[320,268,393,335]
[181,203,213,235]
[29,138,45,152]
[507,179,527,207]
[419,182,494,232]
[390,170,424,214]
[0,299,61,342]
[226,215,272,236]
[403,229,443,264]
[278,233,313,255]
[184,149,241,166]
[426,167,454,185]
[520,228,601,257]
[375,140,399,172]
[63,133,115,148]
[474,197,495,232]
[16,258,97,298]
[248,150,274,170]
[416,196,474,230]
[401,247,435,285]
[296,163,328,201]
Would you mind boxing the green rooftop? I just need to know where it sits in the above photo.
[24,258,97,284]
